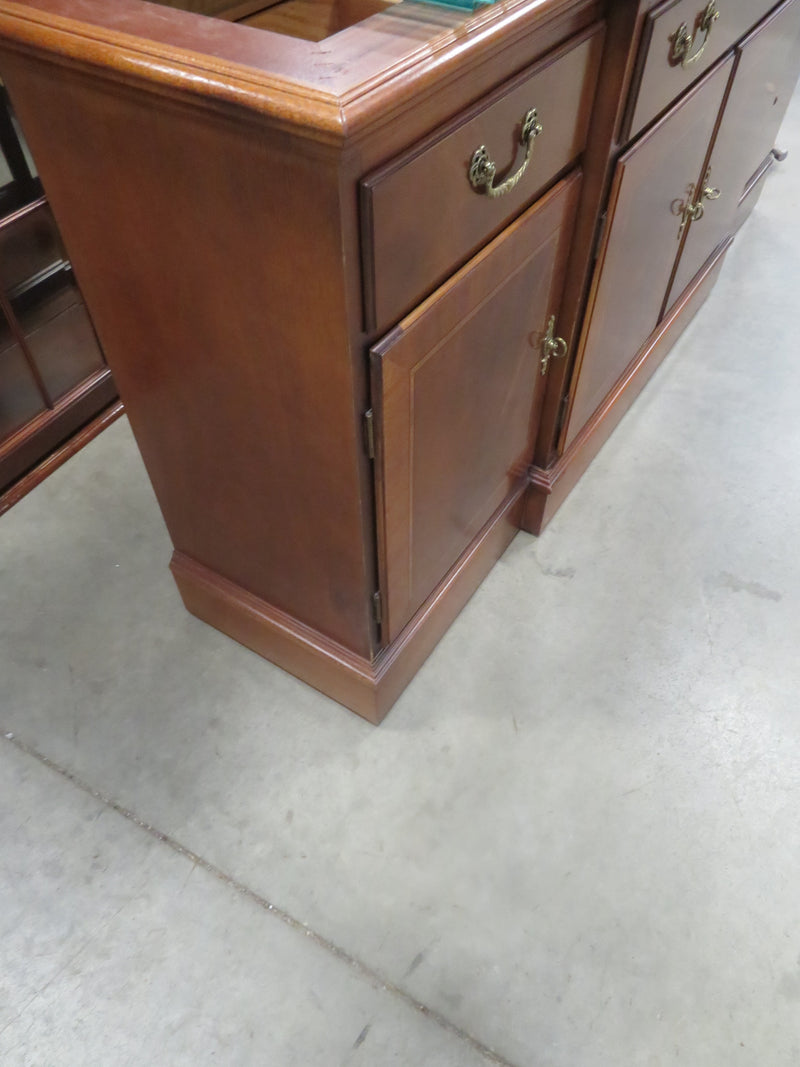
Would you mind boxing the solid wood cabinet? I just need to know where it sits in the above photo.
[0,0,795,720]
[545,0,800,515]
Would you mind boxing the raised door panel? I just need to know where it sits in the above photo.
[666,0,800,308]
[372,173,581,642]
[564,56,732,447]
[361,25,603,332]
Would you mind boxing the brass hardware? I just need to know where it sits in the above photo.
[469,108,543,199]
[702,167,721,201]
[676,168,720,240]
[678,197,704,239]
[363,408,375,460]
[672,0,720,70]
[540,315,568,376]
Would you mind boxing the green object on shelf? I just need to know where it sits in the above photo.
[416,0,495,10]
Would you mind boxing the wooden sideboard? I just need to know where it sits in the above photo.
[0,0,796,720]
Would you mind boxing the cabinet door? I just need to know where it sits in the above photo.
[666,0,800,309]
[564,57,732,447]
[371,173,580,642]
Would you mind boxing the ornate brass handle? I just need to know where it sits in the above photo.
[469,108,543,199]
[540,315,568,376]
[672,0,720,70]
[702,167,721,201]
[676,168,722,239]
[677,191,704,240]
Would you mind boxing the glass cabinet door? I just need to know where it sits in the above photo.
[0,85,117,502]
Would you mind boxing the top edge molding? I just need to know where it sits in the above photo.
[0,0,602,143]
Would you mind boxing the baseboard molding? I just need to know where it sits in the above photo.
[171,486,525,724]
[522,236,733,535]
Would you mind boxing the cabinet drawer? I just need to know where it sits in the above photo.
[360,23,603,332]
[625,0,776,140]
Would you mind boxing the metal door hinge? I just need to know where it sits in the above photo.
[372,590,382,627]
[363,408,375,460]
[593,212,608,260]
[555,389,571,438]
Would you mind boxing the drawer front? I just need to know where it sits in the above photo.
[360,24,603,332]
[625,0,776,140]
[665,0,800,309]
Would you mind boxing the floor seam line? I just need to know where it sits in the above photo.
[3,731,521,1067]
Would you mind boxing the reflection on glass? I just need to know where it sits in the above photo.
[0,202,64,294]
[14,272,104,404]
[0,313,46,441]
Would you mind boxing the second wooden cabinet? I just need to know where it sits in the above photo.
[670,0,800,303]
[565,55,732,443]
[564,0,800,452]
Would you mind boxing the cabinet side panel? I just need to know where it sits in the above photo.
[1,56,375,655]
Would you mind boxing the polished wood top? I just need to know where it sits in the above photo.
[0,0,601,140]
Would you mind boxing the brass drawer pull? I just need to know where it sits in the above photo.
[540,315,568,376]
[672,0,720,70]
[469,108,543,199]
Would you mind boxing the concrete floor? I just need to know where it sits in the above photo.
[2,92,800,1067]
